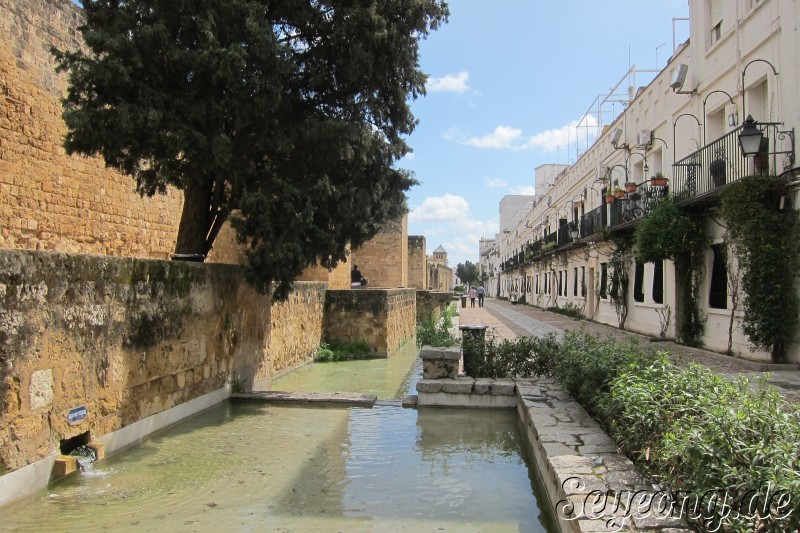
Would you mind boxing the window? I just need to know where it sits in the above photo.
[558,271,564,296]
[652,260,664,304]
[581,266,586,297]
[573,267,578,296]
[526,276,532,294]
[709,0,723,46]
[600,263,608,299]
[535,275,539,294]
[709,245,728,309]
[633,261,645,303]
[544,273,549,295]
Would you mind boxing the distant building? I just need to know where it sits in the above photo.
[427,245,453,292]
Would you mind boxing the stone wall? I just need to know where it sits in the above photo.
[351,215,408,288]
[416,290,453,323]
[407,236,427,289]
[267,282,327,377]
[0,249,326,474]
[0,0,184,258]
[295,260,350,291]
[324,289,416,356]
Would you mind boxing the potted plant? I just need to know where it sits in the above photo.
[613,187,626,199]
[605,191,616,204]
[710,158,726,187]
[650,172,667,187]
[625,181,637,193]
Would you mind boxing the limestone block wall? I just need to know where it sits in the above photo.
[0,0,185,258]
[351,215,408,288]
[296,260,350,290]
[324,289,416,356]
[267,282,327,378]
[407,236,427,289]
[416,290,453,323]
[0,249,326,474]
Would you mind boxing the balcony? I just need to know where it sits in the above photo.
[672,122,795,207]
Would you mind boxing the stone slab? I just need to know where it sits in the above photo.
[233,390,377,406]
[416,380,443,393]
[441,377,475,394]
[419,346,461,361]
[490,380,516,395]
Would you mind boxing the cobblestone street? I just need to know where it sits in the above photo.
[458,297,800,405]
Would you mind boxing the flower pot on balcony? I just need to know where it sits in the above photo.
[605,194,616,204]
[650,175,667,187]
[614,189,625,199]
[710,159,726,188]
[625,182,637,193]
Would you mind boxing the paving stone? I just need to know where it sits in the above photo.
[579,443,620,454]
[529,413,559,427]
[549,455,596,474]
[543,442,577,456]
[473,378,493,394]
[489,379,516,395]
[441,377,475,394]
[605,469,657,493]
[559,475,609,496]
[580,433,617,446]
[415,380,442,393]
[596,454,636,472]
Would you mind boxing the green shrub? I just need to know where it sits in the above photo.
[546,331,654,413]
[546,302,584,319]
[416,312,459,348]
[315,340,371,361]
[601,359,800,532]
[461,333,566,379]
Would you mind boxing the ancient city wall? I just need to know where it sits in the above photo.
[324,289,416,356]
[407,236,427,289]
[415,290,453,323]
[351,215,408,288]
[0,249,326,474]
[0,0,184,258]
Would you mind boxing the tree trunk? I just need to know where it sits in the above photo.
[174,177,214,256]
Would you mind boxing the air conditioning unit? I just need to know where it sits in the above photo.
[670,63,689,90]
[610,128,623,148]
[596,164,609,181]
[637,129,652,147]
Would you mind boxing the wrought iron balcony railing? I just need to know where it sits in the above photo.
[672,122,794,204]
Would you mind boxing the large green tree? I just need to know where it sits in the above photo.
[54,0,448,299]
[456,261,479,288]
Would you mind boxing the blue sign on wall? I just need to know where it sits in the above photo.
[67,406,87,425]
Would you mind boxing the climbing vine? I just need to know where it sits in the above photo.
[608,235,634,329]
[720,175,800,362]
[634,198,707,346]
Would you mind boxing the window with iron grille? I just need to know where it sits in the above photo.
[652,259,664,304]
[600,263,608,299]
[633,261,645,303]
[709,244,728,309]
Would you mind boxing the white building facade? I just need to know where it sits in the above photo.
[486,0,800,362]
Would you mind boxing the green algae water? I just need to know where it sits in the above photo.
[272,339,422,399]
[1,346,555,532]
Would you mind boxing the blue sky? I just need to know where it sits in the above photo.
[404,0,690,268]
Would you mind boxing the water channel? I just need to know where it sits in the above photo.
[2,341,556,532]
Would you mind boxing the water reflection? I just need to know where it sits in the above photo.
[272,339,421,399]
[1,403,552,532]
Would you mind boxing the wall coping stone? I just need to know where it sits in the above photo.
[419,346,461,361]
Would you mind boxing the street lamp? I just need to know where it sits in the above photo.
[568,223,579,241]
[738,115,763,157]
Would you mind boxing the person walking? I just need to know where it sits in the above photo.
[468,286,478,308]
[477,284,485,308]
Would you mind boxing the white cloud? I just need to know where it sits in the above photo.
[484,177,508,188]
[426,71,470,93]
[511,185,537,195]
[523,115,598,152]
[464,126,523,149]
[444,116,599,153]
[409,194,469,222]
